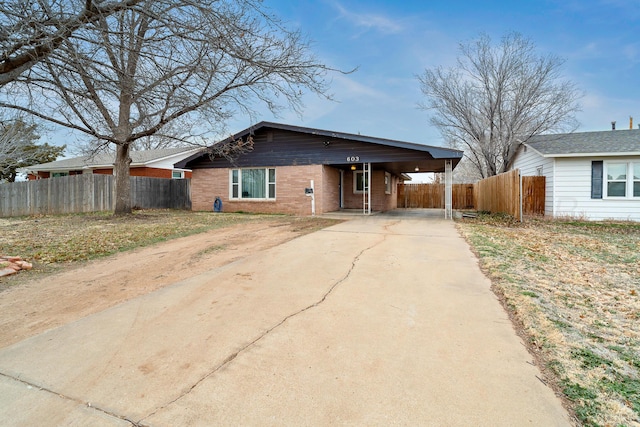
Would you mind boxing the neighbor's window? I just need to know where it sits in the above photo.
[606,163,626,197]
[634,163,640,197]
[172,170,184,179]
[353,170,368,194]
[51,172,69,177]
[230,168,276,200]
[385,172,391,194]
[605,162,640,198]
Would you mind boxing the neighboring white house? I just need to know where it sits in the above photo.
[512,128,640,221]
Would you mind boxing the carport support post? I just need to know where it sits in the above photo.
[363,162,371,215]
[444,159,452,219]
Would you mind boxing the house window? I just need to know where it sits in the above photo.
[51,172,69,177]
[385,172,391,194]
[353,170,368,194]
[604,162,640,198]
[230,168,276,200]
[635,163,640,197]
[172,170,184,179]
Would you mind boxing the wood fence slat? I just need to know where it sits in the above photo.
[0,175,191,217]
[397,183,474,209]
[398,170,543,220]
[522,176,545,216]
[474,169,521,220]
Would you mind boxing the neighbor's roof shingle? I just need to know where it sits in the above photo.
[26,147,200,171]
[527,129,640,156]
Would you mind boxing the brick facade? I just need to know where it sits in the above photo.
[92,169,113,175]
[342,169,398,212]
[193,165,323,215]
[322,166,341,213]
[128,167,192,179]
[192,165,397,215]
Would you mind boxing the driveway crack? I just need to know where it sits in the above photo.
[0,372,140,426]
[138,234,386,425]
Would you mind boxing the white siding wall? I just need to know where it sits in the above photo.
[554,156,640,221]
[512,147,555,216]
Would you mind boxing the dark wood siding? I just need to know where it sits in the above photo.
[185,128,436,169]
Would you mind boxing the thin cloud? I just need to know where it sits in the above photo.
[622,43,639,63]
[332,2,404,35]
[332,73,387,100]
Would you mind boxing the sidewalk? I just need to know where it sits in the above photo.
[0,215,571,426]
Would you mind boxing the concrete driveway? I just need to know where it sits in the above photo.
[0,213,571,426]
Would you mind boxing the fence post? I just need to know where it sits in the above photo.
[518,170,523,222]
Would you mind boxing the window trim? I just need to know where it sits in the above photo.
[171,170,184,179]
[229,167,276,200]
[634,163,640,198]
[353,170,368,194]
[603,161,640,199]
[384,172,391,195]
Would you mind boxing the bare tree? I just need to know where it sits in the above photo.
[0,116,36,180]
[418,33,581,178]
[1,0,338,214]
[1,0,144,86]
[72,119,190,156]
[0,116,65,182]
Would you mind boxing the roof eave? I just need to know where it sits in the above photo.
[144,148,202,165]
[539,151,640,158]
[522,143,547,158]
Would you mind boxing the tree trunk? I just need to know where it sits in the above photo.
[114,143,132,215]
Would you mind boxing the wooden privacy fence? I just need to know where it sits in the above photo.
[522,176,545,217]
[474,169,522,220]
[398,183,475,209]
[397,171,545,220]
[474,171,546,220]
[0,174,191,217]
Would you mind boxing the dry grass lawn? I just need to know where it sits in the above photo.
[458,214,640,427]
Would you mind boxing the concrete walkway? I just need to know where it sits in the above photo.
[0,214,571,426]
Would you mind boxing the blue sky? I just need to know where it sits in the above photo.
[225,0,640,146]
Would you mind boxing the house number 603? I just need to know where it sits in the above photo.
[347,156,360,162]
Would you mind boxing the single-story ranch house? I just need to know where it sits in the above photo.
[176,122,463,216]
[23,147,199,180]
[511,128,640,221]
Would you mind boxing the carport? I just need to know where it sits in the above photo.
[330,157,457,218]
